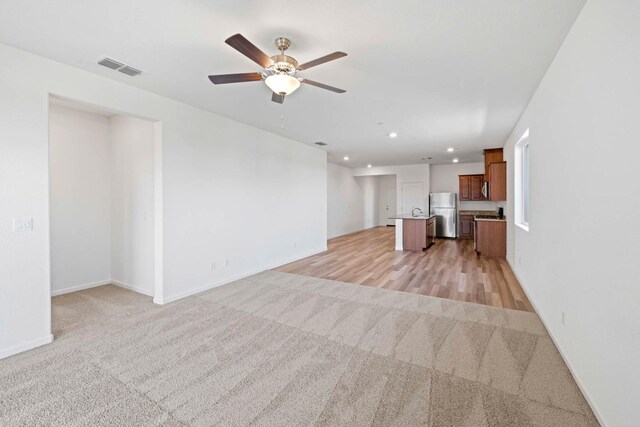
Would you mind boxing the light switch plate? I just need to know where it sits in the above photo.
[13,217,33,232]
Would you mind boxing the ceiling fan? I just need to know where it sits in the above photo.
[208,34,347,104]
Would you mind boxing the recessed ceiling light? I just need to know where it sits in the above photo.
[388,132,398,138]
[452,158,459,163]
[367,164,372,168]
[343,156,349,161]
[447,147,454,152]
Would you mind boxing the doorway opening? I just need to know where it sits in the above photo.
[48,95,163,324]
[352,174,397,228]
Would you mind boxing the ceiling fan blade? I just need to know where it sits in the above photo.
[208,72,263,84]
[225,34,274,68]
[271,92,285,104]
[297,52,347,70]
[300,79,346,93]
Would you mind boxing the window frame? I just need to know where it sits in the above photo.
[514,129,530,232]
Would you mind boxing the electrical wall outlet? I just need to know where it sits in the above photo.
[210,262,216,272]
[562,311,566,325]
[13,218,33,232]
[225,259,229,267]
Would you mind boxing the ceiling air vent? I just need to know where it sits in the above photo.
[118,65,143,77]
[314,142,328,146]
[97,56,144,77]
[97,57,124,70]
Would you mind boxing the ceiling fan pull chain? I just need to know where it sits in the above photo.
[281,112,285,129]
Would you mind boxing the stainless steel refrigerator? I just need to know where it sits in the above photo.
[429,192,457,238]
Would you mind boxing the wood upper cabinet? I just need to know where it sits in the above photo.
[459,176,471,200]
[470,175,484,200]
[484,148,503,180]
[483,148,506,201]
[459,215,475,239]
[459,174,484,201]
[488,161,506,201]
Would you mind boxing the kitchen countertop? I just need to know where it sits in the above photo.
[459,210,500,216]
[474,215,507,222]
[459,210,507,222]
[390,214,436,220]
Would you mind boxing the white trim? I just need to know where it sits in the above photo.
[45,94,53,337]
[395,219,403,250]
[0,334,53,360]
[51,279,111,296]
[506,258,606,427]
[111,280,154,297]
[514,129,530,231]
[153,121,163,304]
[157,247,327,305]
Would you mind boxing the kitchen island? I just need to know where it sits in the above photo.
[391,214,436,251]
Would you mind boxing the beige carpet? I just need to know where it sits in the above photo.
[1,271,598,426]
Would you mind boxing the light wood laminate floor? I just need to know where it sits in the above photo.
[276,226,534,312]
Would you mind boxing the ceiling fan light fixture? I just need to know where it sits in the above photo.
[265,73,300,96]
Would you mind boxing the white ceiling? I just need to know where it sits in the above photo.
[0,0,585,167]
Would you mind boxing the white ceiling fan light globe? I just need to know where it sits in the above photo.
[265,73,300,95]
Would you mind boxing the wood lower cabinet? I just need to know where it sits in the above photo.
[402,219,427,251]
[426,217,436,247]
[459,174,485,201]
[459,215,475,239]
[475,220,506,258]
[402,217,436,251]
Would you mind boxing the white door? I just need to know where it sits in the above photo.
[401,182,424,214]
[386,186,397,225]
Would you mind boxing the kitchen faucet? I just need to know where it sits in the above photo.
[411,207,423,217]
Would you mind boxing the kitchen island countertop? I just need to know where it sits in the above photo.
[389,214,436,220]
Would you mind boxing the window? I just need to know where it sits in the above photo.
[515,129,530,231]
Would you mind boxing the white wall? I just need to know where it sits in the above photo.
[49,105,111,295]
[327,162,365,238]
[503,1,640,425]
[0,42,327,359]
[353,164,430,214]
[355,176,379,230]
[327,165,396,237]
[430,162,501,211]
[110,116,155,296]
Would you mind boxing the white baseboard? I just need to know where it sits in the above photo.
[328,230,360,239]
[328,225,380,240]
[0,334,53,360]
[51,279,111,296]
[111,280,154,297]
[158,247,327,305]
[506,259,606,427]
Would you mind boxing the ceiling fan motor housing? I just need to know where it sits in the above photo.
[269,54,298,75]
